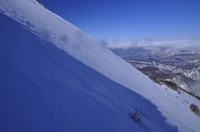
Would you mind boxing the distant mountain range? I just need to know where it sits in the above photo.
[110,46,200,97]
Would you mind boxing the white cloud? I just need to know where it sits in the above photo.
[108,40,200,50]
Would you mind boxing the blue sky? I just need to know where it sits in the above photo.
[39,0,200,44]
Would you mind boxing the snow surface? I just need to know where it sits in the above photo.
[0,0,200,131]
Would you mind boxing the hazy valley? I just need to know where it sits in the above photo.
[110,46,200,98]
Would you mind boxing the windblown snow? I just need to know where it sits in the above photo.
[0,0,200,131]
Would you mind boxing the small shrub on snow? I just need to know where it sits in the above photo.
[129,106,145,125]
[190,104,200,116]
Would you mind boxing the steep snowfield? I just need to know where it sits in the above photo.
[0,0,200,131]
[0,11,175,132]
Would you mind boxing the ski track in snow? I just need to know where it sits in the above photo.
[0,0,200,132]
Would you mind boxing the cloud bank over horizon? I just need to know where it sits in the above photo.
[108,39,200,50]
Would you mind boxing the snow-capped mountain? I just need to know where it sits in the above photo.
[110,46,200,97]
[0,0,200,132]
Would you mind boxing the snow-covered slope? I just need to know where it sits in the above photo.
[0,0,200,131]
[0,10,175,132]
